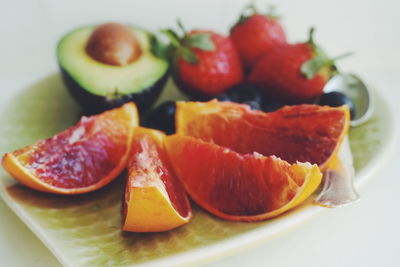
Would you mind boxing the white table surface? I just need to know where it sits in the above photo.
[1,0,399,266]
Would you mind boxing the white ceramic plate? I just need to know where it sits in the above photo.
[0,73,395,266]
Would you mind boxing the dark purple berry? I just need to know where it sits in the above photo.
[318,91,355,118]
[145,101,176,134]
[215,93,231,102]
[226,83,263,104]
[243,100,261,110]
[262,101,286,112]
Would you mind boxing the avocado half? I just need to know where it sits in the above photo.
[57,25,169,114]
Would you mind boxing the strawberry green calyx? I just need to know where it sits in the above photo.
[301,28,334,79]
[185,34,215,51]
[231,3,279,30]
[161,20,215,64]
[150,34,170,60]
[301,28,352,79]
[236,3,257,26]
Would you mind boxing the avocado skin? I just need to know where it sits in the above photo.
[60,66,169,115]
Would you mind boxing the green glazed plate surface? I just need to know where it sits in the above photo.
[0,74,394,266]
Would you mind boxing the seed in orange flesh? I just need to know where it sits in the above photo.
[1,103,138,194]
[122,128,191,232]
[165,135,322,222]
[176,100,350,170]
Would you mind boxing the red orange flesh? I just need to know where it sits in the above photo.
[176,100,350,171]
[122,128,191,232]
[1,103,138,194]
[165,135,322,221]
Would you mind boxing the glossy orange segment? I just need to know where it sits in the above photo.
[176,100,350,170]
[1,103,138,194]
[122,127,191,232]
[165,135,322,222]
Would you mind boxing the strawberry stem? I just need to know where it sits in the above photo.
[332,52,353,61]
[177,19,186,36]
[244,3,258,14]
[307,27,316,45]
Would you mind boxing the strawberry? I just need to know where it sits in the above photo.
[162,22,243,99]
[248,29,344,103]
[230,5,287,70]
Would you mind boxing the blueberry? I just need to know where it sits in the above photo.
[215,93,231,102]
[317,92,355,118]
[226,83,263,104]
[243,100,261,110]
[145,101,176,134]
[262,101,286,112]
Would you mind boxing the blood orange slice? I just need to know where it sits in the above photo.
[122,127,191,232]
[165,135,322,221]
[176,100,350,170]
[2,103,138,194]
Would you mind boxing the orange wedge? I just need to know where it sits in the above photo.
[175,100,350,171]
[2,103,138,194]
[122,127,191,232]
[165,135,322,222]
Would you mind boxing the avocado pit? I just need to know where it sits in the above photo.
[86,23,142,66]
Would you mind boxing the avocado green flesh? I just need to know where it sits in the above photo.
[57,26,169,97]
